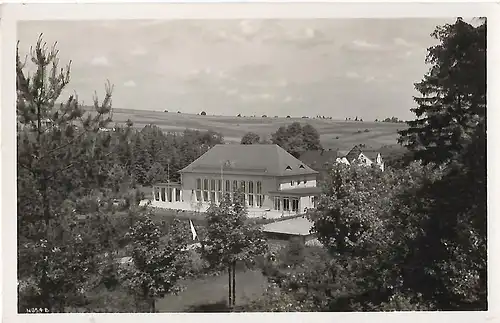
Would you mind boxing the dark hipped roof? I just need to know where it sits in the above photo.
[299,149,338,171]
[180,144,318,177]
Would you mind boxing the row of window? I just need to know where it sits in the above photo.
[290,179,308,186]
[194,178,264,207]
[154,187,181,202]
[273,196,300,212]
[195,178,262,194]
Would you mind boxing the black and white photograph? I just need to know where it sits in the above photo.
[1,1,494,320]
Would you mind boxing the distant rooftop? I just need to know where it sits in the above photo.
[299,149,339,171]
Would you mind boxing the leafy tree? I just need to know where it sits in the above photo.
[308,145,485,311]
[271,122,322,158]
[301,124,322,151]
[398,18,486,165]
[389,119,486,310]
[304,162,442,310]
[17,35,130,312]
[200,192,268,307]
[240,132,261,145]
[120,215,190,312]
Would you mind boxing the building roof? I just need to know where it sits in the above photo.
[343,145,382,163]
[360,150,381,161]
[299,149,338,171]
[179,144,318,177]
[262,216,314,236]
[345,145,363,162]
[268,186,322,196]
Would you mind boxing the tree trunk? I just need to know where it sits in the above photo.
[151,298,156,313]
[232,261,236,306]
[228,265,232,307]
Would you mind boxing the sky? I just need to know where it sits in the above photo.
[17,18,461,120]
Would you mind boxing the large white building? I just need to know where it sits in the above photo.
[151,144,321,218]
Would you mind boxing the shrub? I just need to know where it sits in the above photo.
[200,111,207,116]
[364,129,370,133]
[283,237,306,267]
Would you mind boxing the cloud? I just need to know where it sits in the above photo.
[219,85,239,96]
[183,68,232,85]
[90,56,110,66]
[350,39,381,50]
[304,27,316,39]
[123,80,136,87]
[364,76,376,83]
[239,92,275,102]
[258,93,274,100]
[239,20,260,37]
[393,37,415,47]
[346,71,361,79]
[276,79,289,88]
[130,47,148,56]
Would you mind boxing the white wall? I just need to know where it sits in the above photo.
[278,174,317,190]
[300,196,315,213]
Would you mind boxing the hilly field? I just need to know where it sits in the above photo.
[108,108,407,150]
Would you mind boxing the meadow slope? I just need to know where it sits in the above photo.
[109,109,406,150]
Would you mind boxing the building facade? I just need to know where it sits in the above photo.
[151,144,321,218]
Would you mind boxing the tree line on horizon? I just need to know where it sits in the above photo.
[16,17,485,313]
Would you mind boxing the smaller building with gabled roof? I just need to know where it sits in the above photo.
[336,145,385,171]
[151,144,322,218]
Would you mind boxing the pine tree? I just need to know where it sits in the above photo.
[398,18,486,164]
[16,35,128,312]
[132,134,151,185]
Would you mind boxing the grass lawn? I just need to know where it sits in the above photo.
[156,269,268,312]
